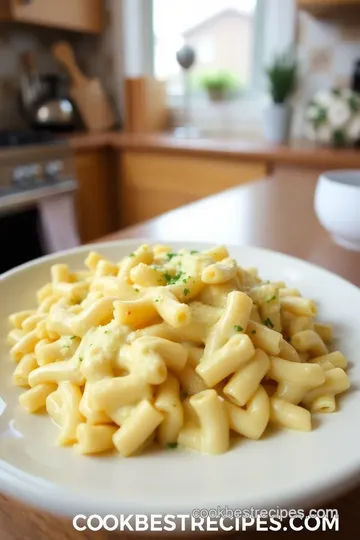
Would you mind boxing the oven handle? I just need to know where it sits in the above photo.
[0,179,77,213]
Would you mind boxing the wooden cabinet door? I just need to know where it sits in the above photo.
[119,151,269,227]
[10,0,104,33]
[298,0,360,16]
[74,149,116,243]
[0,0,11,18]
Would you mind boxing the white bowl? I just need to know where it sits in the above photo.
[1,240,360,521]
[315,170,360,251]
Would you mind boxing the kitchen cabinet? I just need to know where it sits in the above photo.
[74,149,117,243]
[118,151,269,227]
[0,0,104,33]
[297,0,360,17]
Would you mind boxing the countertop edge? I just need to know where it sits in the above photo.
[68,132,360,169]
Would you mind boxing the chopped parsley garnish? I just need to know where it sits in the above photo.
[183,288,190,297]
[190,250,199,254]
[234,325,243,332]
[182,276,189,283]
[164,270,184,285]
[167,442,178,449]
[251,330,257,335]
[79,356,83,362]
[70,335,76,340]
[134,288,140,292]
[104,330,109,334]
[266,295,277,303]
[264,318,274,329]
[129,252,135,257]
[155,298,160,303]
[166,252,178,261]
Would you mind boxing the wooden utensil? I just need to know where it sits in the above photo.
[52,41,116,133]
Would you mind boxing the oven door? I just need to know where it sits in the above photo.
[0,180,79,274]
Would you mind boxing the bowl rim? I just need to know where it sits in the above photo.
[319,170,360,190]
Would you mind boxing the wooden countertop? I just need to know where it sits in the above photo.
[2,175,359,540]
[68,131,360,169]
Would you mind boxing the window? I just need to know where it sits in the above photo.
[120,0,296,134]
[153,0,258,96]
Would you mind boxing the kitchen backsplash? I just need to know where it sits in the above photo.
[0,0,118,130]
[293,11,360,137]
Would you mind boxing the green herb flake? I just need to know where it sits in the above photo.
[251,330,257,335]
[79,356,83,362]
[183,288,190,297]
[166,252,178,261]
[134,288,140,292]
[129,253,135,257]
[266,295,277,303]
[164,270,184,285]
[264,318,274,329]
[190,250,199,255]
[155,298,160,303]
[70,335,76,340]
[167,442,178,449]
[234,325,243,332]
[104,330,109,334]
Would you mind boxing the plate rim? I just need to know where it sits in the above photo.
[0,238,360,518]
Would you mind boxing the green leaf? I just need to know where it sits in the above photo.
[266,48,297,104]
[332,130,346,147]
[349,95,359,113]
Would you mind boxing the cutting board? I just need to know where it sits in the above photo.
[123,77,168,133]
[52,41,116,133]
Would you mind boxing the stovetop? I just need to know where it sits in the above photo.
[0,130,56,148]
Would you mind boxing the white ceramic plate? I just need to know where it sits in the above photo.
[1,240,360,519]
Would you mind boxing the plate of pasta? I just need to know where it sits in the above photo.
[0,240,359,519]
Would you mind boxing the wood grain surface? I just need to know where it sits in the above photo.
[64,130,360,171]
[1,175,359,539]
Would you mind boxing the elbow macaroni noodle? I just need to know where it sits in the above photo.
[7,244,350,457]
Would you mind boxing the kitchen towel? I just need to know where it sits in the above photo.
[38,193,80,253]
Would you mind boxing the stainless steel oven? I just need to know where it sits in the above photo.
[0,131,80,274]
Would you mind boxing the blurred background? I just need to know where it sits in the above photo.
[1,0,360,273]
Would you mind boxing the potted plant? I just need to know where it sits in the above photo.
[200,71,238,102]
[264,49,297,144]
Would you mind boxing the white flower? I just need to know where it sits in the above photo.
[328,98,351,128]
[347,115,360,141]
[317,124,332,144]
[306,105,320,120]
[315,90,334,108]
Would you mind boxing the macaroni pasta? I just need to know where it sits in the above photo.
[7,244,350,456]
